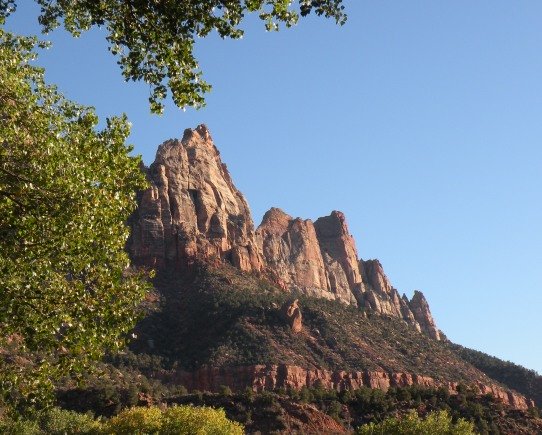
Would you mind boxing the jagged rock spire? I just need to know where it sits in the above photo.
[128,124,263,272]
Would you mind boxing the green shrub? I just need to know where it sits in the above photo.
[243,387,255,403]
[527,406,540,418]
[40,407,102,434]
[356,410,475,435]
[218,385,233,397]
[0,418,41,435]
[173,385,188,396]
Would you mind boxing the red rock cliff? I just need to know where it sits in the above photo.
[129,125,441,340]
[167,364,534,411]
[128,125,263,272]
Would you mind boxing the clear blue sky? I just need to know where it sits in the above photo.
[7,1,542,374]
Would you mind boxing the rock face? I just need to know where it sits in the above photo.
[313,211,365,305]
[280,299,303,333]
[129,125,440,340]
[168,364,535,411]
[359,260,441,340]
[128,125,263,272]
[408,290,441,340]
[256,208,359,304]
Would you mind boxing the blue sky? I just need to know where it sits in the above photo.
[7,1,542,373]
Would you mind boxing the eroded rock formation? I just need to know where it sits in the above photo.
[168,364,535,411]
[129,125,263,272]
[256,208,359,304]
[359,259,441,340]
[280,299,303,333]
[129,125,441,340]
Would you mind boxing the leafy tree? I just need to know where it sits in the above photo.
[356,410,475,435]
[0,0,346,113]
[0,27,148,410]
[106,405,244,435]
[38,407,102,434]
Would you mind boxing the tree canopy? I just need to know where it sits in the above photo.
[0,0,346,113]
[356,410,475,435]
[0,27,148,410]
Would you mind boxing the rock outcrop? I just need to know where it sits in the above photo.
[128,125,263,272]
[167,364,535,410]
[408,290,441,340]
[313,211,365,305]
[256,208,359,304]
[280,299,303,333]
[257,208,332,299]
[359,259,441,340]
[129,125,441,340]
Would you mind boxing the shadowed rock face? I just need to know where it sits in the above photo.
[129,125,440,340]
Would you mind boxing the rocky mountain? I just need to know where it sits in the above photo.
[128,124,440,340]
[125,125,540,426]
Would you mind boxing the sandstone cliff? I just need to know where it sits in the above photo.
[256,208,360,305]
[359,259,441,340]
[129,125,263,272]
[129,125,440,340]
[165,364,535,411]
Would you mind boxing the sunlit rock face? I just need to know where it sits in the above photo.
[170,365,534,410]
[313,211,365,305]
[408,290,441,340]
[129,124,441,340]
[128,124,263,272]
[256,208,361,305]
[358,259,441,340]
[256,208,334,300]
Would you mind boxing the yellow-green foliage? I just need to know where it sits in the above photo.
[39,407,103,434]
[106,407,162,434]
[105,405,244,435]
[356,410,475,435]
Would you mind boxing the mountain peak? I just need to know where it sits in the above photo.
[129,125,442,340]
[182,123,212,143]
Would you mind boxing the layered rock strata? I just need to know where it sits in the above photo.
[168,364,534,411]
[129,125,440,339]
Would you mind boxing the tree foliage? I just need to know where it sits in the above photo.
[1,0,346,113]
[356,410,475,435]
[0,405,243,434]
[0,28,148,409]
[106,405,244,435]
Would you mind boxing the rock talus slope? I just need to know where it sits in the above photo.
[129,125,439,339]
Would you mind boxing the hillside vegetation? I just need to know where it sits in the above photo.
[132,265,499,386]
[450,344,542,408]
